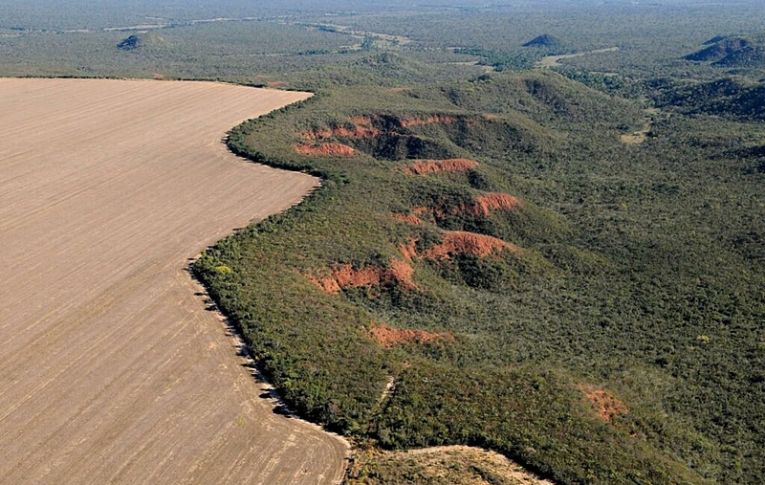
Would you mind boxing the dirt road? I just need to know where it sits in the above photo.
[535,47,619,69]
[0,78,348,484]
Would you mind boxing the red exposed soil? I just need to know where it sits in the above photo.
[470,193,523,217]
[400,114,457,128]
[392,212,423,225]
[302,116,380,141]
[302,126,380,141]
[370,322,453,348]
[403,158,479,176]
[389,259,416,288]
[413,193,522,221]
[307,259,416,294]
[399,238,419,261]
[349,115,376,127]
[294,143,356,157]
[422,231,519,260]
[579,385,628,423]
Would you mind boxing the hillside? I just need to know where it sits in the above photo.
[655,77,765,120]
[116,32,167,51]
[195,70,764,484]
[522,34,563,49]
[685,35,765,68]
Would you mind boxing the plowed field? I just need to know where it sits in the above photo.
[0,78,347,484]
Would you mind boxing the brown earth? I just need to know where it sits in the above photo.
[294,142,356,157]
[399,238,419,261]
[347,445,555,484]
[392,212,424,225]
[470,193,523,216]
[307,259,416,294]
[422,231,520,260]
[420,193,522,220]
[403,158,479,175]
[301,117,380,141]
[400,114,457,128]
[579,385,629,423]
[370,323,453,348]
[0,78,348,485]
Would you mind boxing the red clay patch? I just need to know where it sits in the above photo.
[302,116,380,141]
[294,143,356,157]
[416,193,522,221]
[403,158,479,176]
[307,259,416,294]
[579,385,628,423]
[422,231,519,260]
[400,114,457,128]
[470,193,522,217]
[349,115,376,127]
[370,322,454,348]
[399,238,419,261]
[392,212,423,225]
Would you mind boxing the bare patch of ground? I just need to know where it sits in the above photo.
[0,78,348,484]
[307,259,416,294]
[301,117,380,141]
[579,384,629,423]
[422,231,520,260]
[347,445,555,484]
[295,142,357,157]
[370,324,452,348]
[369,322,453,348]
[393,212,424,225]
[400,114,458,128]
[620,107,659,145]
[471,193,523,216]
[403,158,479,175]
[535,47,619,69]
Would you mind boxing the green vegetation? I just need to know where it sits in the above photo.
[5,1,764,483]
[192,65,764,483]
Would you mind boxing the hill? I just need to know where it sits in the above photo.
[685,35,765,67]
[655,77,765,120]
[116,32,167,52]
[195,69,764,484]
[522,34,563,49]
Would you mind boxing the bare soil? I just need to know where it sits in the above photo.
[579,385,629,423]
[0,78,348,484]
[535,47,620,69]
[403,158,479,175]
[348,445,555,484]
[422,231,519,260]
[400,114,457,128]
[471,193,523,216]
[369,323,453,348]
[307,259,416,294]
[294,142,357,157]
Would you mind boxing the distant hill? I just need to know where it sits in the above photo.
[703,35,728,45]
[116,33,166,52]
[685,35,765,68]
[117,35,140,51]
[522,34,562,49]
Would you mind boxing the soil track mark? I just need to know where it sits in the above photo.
[0,78,347,485]
[535,47,619,69]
